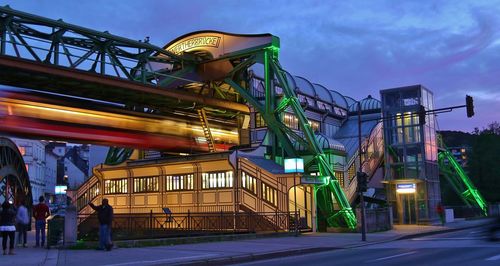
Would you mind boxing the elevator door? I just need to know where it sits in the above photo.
[398,193,417,224]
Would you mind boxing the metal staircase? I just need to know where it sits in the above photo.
[343,122,384,203]
[197,108,216,152]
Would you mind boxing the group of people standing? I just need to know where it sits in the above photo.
[0,196,51,255]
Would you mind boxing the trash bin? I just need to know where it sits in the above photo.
[47,215,65,248]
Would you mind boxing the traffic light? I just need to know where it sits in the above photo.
[418,105,426,125]
[357,171,368,192]
[466,95,474,118]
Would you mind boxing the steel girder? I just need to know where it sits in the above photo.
[225,49,356,229]
[0,5,186,80]
[0,137,33,210]
[438,149,487,216]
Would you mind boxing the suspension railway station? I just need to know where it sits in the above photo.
[0,6,487,237]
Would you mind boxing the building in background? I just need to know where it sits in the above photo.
[448,146,469,168]
[11,138,50,202]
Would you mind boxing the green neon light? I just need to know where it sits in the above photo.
[270,59,356,229]
[438,149,487,216]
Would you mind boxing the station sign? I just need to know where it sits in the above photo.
[164,31,279,59]
[396,183,416,193]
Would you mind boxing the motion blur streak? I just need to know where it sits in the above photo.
[0,91,238,151]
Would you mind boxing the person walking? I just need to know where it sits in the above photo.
[0,201,17,255]
[15,199,30,248]
[33,196,50,247]
[89,198,113,251]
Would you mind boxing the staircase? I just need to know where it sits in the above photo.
[197,108,216,152]
[344,122,385,203]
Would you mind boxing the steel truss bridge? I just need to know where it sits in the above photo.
[0,6,357,228]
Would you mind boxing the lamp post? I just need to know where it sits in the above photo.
[357,102,367,241]
[284,158,303,237]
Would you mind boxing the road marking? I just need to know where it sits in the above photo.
[485,254,500,261]
[369,251,417,262]
[411,237,487,241]
[103,254,215,266]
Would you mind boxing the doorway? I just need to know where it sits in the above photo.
[397,193,417,224]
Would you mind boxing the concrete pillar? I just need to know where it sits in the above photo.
[64,205,77,246]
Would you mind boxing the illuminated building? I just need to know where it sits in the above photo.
[381,85,441,224]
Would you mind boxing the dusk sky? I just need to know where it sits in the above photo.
[3,0,500,132]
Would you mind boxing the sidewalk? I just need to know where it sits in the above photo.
[0,218,493,266]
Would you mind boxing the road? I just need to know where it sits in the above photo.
[237,227,500,266]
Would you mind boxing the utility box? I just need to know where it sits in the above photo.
[445,208,454,223]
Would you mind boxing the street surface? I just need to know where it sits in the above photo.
[238,227,500,266]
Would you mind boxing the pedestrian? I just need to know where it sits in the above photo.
[436,202,445,226]
[15,199,30,248]
[0,201,17,255]
[89,198,113,251]
[33,196,50,247]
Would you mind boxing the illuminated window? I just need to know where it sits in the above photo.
[335,171,345,187]
[261,182,277,206]
[104,179,128,194]
[89,182,100,201]
[255,113,266,128]
[134,176,159,193]
[283,113,299,130]
[165,174,194,191]
[241,171,257,195]
[77,192,88,211]
[18,146,26,156]
[202,171,233,189]
[309,120,320,132]
[348,164,356,180]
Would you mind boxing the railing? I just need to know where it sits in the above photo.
[78,211,297,240]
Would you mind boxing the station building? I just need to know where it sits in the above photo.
[75,32,442,232]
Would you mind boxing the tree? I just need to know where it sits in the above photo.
[468,121,500,202]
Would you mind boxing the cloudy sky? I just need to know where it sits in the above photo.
[4,0,500,132]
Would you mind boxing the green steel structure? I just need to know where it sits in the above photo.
[438,148,487,216]
[224,48,357,229]
[0,6,356,228]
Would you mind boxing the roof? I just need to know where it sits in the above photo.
[294,76,316,96]
[348,95,381,113]
[293,132,346,152]
[243,156,286,174]
[335,113,380,159]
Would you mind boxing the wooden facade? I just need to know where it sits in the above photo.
[76,153,310,230]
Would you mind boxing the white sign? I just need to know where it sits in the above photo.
[396,183,416,193]
[55,185,67,195]
[284,158,304,173]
